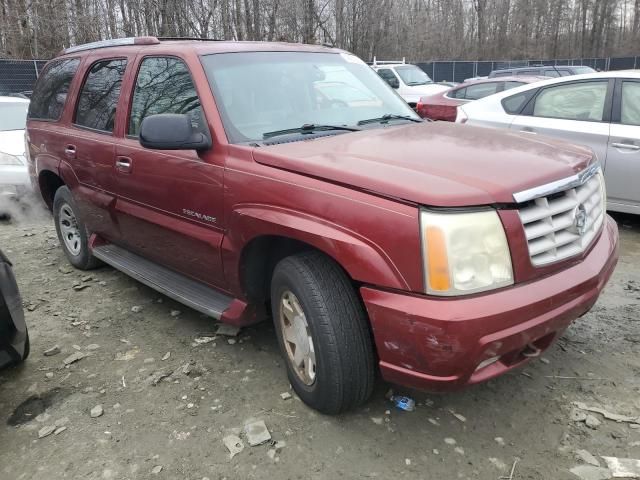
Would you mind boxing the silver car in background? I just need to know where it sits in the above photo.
[457,71,640,214]
[0,96,30,199]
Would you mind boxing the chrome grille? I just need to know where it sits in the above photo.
[516,168,605,267]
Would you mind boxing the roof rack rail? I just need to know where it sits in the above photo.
[371,56,406,67]
[61,36,159,55]
[157,37,224,42]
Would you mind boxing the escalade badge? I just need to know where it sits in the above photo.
[570,204,588,236]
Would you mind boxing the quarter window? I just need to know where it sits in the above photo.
[28,58,80,121]
[128,57,204,137]
[533,81,608,121]
[75,59,127,132]
[621,81,640,126]
[502,91,531,114]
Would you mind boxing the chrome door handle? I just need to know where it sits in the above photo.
[611,142,640,151]
[115,157,132,173]
[64,145,76,159]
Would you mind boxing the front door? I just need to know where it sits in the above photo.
[112,55,225,287]
[606,79,640,213]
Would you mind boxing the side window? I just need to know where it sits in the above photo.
[533,81,608,121]
[28,58,80,121]
[75,59,127,132]
[492,71,511,77]
[464,82,499,100]
[128,57,204,137]
[558,69,572,76]
[516,69,540,76]
[377,68,397,83]
[621,81,640,126]
[504,81,525,90]
[502,91,532,114]
[449,87,466,99]
[544,69,560,77]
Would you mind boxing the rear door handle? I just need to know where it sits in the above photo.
[611,142,640,151]
[64,144,76,159]
[115,156,133,173]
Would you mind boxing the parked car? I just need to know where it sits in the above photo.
[370,58,450,107]
[416,76,544,121]
[457,71,640,214]
[0,249,29,368]
[0,96,30,200]
[27,37,618,413]
[489,65,596,78]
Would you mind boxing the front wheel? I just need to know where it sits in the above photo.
[53,186,101,270]
[271,251,375,414]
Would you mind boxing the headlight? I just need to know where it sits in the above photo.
[0,152,23,166]
[420,209,514,296]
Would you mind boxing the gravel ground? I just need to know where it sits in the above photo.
[0,207,639,480]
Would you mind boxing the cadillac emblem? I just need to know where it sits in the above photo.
[570,204,588,236]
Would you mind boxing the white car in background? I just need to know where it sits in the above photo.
[371,58,450,107]
[0,97,30,198]
[457,71,640,214]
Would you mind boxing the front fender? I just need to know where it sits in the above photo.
[222,204,411,294]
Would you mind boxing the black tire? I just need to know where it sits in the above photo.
[53,186,101,270]
[271,251,375,414]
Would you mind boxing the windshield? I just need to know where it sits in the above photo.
[201,52,418,143]
[394,65,433,86]
[0,102,28,131]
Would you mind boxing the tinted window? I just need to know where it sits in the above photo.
[533,81,608,121]
[128,57,204,136]
[492,71,512,77]
[376,68,397,83]
[621,81,640,126]
[0,102,29,131]
[504,81,525,90]
[572,66,596,75]
[557,69,572,76]
[28,58,79,120]
[464,82,499,100]
[544,69,560,77]
[75,59,127,132]
[502,91,531,114]
[516,69,540,76]
[449,87,466,99]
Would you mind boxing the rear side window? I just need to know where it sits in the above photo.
[28,58,80,121]
[75,59,127,132]
[464,82,499,100]
[449,87,466,99]
[504,81,525,90]
[516,69,540,76]
[128,57,204,136]
[621,81,640,126]
[544,69,560,77]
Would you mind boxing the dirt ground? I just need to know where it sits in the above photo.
[0,206,639,480]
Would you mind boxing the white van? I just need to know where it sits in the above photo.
[370,58,450,107]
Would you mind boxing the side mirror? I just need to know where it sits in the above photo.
[139,114,211,151]
[386,77,400,89]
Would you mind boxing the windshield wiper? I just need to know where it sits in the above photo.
[263,124,360,139]
[357,114,423,126]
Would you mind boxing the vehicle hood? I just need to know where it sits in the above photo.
[252,122,594,207]
[0,130,26,156]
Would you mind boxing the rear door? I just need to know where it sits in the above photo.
[509,79,612,162]
[69,56,131,241]
[605,79,640,213]
[112,54,225,287]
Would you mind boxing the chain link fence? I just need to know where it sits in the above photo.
[416,56,639,83]
[0,59,47,95]
[0,56,638,94]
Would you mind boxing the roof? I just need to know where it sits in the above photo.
[0,96,29,103]
[57,36,344,58]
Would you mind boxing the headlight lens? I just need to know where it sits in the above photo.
[420,209,514,296]
[0,152,23,166]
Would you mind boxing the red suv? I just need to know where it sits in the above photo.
[26,37,619,414]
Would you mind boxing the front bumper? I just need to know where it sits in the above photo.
[361,216,619,392]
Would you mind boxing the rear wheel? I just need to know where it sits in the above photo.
[53,186,101,270]
[271,251,375,414]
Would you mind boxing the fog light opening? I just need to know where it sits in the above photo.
[475,355,500,372]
